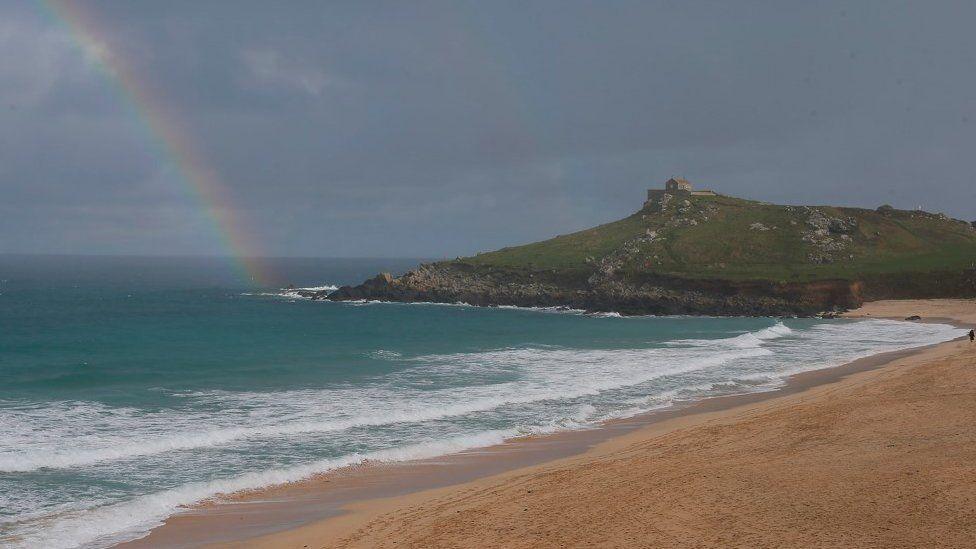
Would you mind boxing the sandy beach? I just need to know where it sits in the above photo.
[127,299,976,548]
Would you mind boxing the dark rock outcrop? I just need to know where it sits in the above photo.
[324,262,864,317]
[328,273,394,300]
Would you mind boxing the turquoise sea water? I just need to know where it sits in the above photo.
[0,255,961,548]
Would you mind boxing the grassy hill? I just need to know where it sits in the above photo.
[460,194,976,283]
[330,191,976,314]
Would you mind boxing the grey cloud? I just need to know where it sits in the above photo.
[1,1,974,257]
[241,48,350,97]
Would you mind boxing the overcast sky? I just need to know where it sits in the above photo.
[1,1,974,258]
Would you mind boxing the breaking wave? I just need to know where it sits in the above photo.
[1,317,960,548]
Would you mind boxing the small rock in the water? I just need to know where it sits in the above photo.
[905,315,922,321]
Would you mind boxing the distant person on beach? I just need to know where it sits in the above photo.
[969,329,974,342]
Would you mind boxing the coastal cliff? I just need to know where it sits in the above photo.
[323,189,976,316]
[325,264,866,316]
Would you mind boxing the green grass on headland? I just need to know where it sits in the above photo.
[458,194,976,283]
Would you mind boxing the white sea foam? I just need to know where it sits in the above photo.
[294,285,339,292]
[0,320,955,476]
[11,404,623,549]
[727,321,794,347]
[1,429,519,549]
[341,299,604,316]
[495,304,590,315]
[0,343,762,473]
[1,318,962,548]
[670,321,794,349]
[240,284,339,300]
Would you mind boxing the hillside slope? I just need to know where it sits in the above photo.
[467,194,976,281]
[327,193,976,315]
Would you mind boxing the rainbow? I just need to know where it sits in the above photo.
[38,1,275,287]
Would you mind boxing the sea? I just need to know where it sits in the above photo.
[0,255,962,548]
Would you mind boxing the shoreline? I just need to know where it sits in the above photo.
[117,301,974,548]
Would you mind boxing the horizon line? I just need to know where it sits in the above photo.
[0,252,446,260]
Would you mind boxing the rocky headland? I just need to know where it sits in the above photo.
[322,264,866,316]
[320,184,976,316]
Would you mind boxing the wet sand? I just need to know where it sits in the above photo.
[121,299,976,548]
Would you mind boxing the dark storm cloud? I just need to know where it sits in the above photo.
[1,1,974,257]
